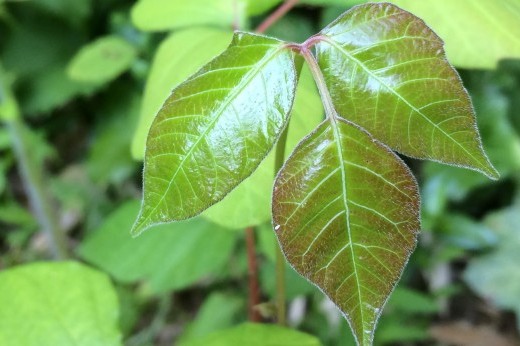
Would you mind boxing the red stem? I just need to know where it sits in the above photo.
[245,227,262,322]
[256,0,299,34]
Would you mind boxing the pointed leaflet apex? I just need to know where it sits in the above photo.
[273,118,420,346]
[132,32,298,234]
[315,2,498,179]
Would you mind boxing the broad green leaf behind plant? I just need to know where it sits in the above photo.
[131,0,281,32]
[387,0,520,69]
[177,293,244,345]
[0,262,121,346]
[464,202,520,331]
[67,36,136,85]
[181,323,321,346]
[79,201,237,293]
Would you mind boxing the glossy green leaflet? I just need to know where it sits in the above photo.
[133,3,497,345]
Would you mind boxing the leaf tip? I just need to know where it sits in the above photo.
[476,155,500,181]
[483,163,500,181]
[130,212,151,238]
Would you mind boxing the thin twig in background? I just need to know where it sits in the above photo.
[245,227,262,322]
[7,119,69,259]
[256,0,299,34]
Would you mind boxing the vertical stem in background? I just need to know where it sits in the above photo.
[7,118,69,259]
[232,0,242,31]
[252,0,298,326]
[256,0,299,34]
[245,227,262,322]
[274,126,289,326]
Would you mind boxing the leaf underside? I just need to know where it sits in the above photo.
[132,32,298,235]
[273,117,420,346]
[315,2,498,179]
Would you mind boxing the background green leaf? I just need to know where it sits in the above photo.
[181,323,321,346]
[0,261,121,346]
[177,293,244,345]
[246,0,282,16]
[464,201,520,331]
[0,11,90,115]
[133,33,298,234]
[316,3,498,178]
[385,0,520,69]
[131,0,237,32]
[132,28,233,159]
[131,0,281,32]
[67,36,137,85]
[0,62,19,121]
[436,213,498,250]
[301,0,364,6]
[33,0,92,26]
[79,201,238,294]
[273,118,420,345]
[87,87,141,185]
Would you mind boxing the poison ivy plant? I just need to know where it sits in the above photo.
[133,3,497,345]
[132,32,299,232]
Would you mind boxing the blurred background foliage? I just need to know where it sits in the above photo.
[0,0,519,345]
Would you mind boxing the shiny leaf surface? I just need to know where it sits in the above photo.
[202,66,323,228]
[273,117,420,346]
[315,3,498,179]
[132,32,298,235]
[132,28,233,159]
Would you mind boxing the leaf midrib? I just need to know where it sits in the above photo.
[319,37,486,170]
[141,43,286,226]
[329,118,366,344]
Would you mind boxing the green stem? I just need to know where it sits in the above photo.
[274,125,289,326]
[7,118,69,259]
